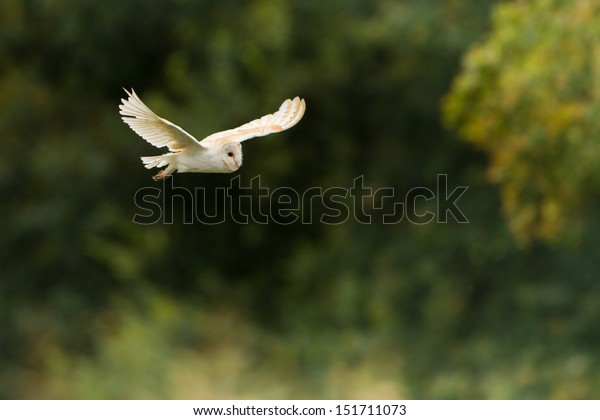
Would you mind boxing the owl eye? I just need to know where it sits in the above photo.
[227,152,234,157]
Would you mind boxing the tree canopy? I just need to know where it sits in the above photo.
[445,0,600,242]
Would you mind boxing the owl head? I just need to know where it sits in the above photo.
[221,143,243,172]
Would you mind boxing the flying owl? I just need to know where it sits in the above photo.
[119,89,306,181]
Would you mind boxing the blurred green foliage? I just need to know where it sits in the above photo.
[444,0,600,242]
[1,0,600,399]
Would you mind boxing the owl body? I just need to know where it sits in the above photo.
[141,142,242,178]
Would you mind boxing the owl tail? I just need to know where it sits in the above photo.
[141,155,175,181]
[141,155,170,169]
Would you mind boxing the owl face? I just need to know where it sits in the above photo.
[221,143,243,172]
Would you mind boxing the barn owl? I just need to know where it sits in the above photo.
[119,89,306,181]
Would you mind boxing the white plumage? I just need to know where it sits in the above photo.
[119,89,306,180]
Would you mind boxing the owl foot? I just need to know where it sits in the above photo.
[153,170,171,181]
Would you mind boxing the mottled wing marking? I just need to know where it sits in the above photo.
[200,97,306,146]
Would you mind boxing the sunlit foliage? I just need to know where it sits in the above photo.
[445,0,600,242]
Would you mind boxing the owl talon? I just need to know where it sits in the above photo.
[153,170,167,181]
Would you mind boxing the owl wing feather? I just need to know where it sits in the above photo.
[119,88,205,152]
[200,97,306,146]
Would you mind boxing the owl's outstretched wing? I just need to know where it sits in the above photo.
[119,88,205,152]
[200,97,306,146]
